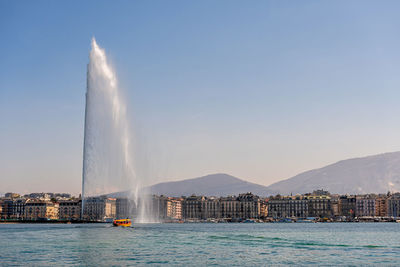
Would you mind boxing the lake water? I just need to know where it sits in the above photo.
[1,223,399,266]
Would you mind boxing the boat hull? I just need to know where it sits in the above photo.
[113,219,132,227]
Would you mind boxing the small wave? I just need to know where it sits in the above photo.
[207,234,362,251]
[146,260,169,264]
[293,242,351,248]
[363,245,385,249]
[208,234,286,244]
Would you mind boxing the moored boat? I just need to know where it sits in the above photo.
[113,219,132,227]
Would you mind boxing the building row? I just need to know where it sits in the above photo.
[2,191,400,221]
[268,192,400,219]
[0,198,82,221]
[0,195,183,222]
[182,193,267,221]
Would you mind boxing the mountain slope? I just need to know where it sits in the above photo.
[147,173,272,197]
[266,151,400,195]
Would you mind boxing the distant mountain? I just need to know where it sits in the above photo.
[265,151,400,195]
[147,173,272,197]
[110,152,400,198]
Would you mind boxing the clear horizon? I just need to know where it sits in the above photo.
[2,1,400,195]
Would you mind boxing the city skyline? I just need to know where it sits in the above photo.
[2,1,400,195]
[2,190,400,222]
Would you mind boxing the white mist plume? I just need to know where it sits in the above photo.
[82,38,156,222]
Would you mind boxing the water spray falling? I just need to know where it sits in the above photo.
[81,38,155,222]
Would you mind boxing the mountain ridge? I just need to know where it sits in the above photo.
[146,173,273,197]
[111,151,400,197]
[265,151,400,195]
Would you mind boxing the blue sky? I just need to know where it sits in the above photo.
[1,1,400,194]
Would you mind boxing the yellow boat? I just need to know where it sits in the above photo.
[113,218,132,227]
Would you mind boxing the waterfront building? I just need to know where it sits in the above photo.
[387,193,400,217]
[268,191,331,219]
[305,194,331,218]
[0,198,25,220]
[338,195,356,218]
[182,193,262,220]
[260,199,268,218]
[268,195,308,218]
[330,195,340,217]
[12,198,26,219]
[83,197,116,221]
[220,196,240,219]
[375,196,388,217]
[220,193,262,220]
[166,198,182,220]
[356,195,376,217]
[24,200,59,220]
[59,200,81,220]
[182,195,207,220]
[0,200,4,219]
[267,197,286,218]
[237,193,261,219]
[0,199,13,219]
[203,197,220,219]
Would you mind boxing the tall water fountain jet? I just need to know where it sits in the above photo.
[82,38,155,222]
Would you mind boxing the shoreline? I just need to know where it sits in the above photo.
[1,220,399,224]
[0,220,107,224]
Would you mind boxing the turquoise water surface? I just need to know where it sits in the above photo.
[1,223,399,266]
